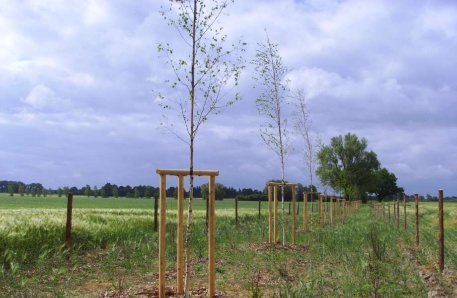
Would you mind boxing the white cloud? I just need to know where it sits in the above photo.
[21,84,72,111]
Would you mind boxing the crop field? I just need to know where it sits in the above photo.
[1,193,456,297]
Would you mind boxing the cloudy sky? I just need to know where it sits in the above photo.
[1,0,456,196]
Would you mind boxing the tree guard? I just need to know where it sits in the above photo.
[267,182,297,244]
[156,169,219,298]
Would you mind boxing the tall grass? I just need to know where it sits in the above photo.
[0,196,440,297]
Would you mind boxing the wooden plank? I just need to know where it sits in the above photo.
[267,182,297,187]
[156,169,219,176]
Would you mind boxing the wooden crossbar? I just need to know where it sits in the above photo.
[156,169,219,176]
[267,182,297,187]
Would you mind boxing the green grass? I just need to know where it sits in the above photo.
[1,195,455,297]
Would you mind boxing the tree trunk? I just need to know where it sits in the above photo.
[184,1,198,296]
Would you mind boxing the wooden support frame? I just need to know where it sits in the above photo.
[267,182,297,244]
[156,169,219,298]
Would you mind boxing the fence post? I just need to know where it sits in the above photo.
[154,193,159,232]
[318,194,323,226]
[65,192,73,252]
[292,185,296,244]
[258,199,261,220]
[404,195,407,230]
[415,193,419,247]
[330,196,334,225]
[388,202,391,222]
[274,185,278,242]
[235,196,238,225]
[177,175,184,294]
[208,175,216,297]
[438,189,444,272]
[396,194,400,230]
[268,185,272,243]
[159,174,167,297]
[303,192,308,232]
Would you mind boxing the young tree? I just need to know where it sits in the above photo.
[316,133,380,201]
[8,183,14,196]
[63,186,70,196]
[84,184,91,197]
[252,31,290,245]
[134,187,140,198]
[293,88,320,194]
[112,185,119,198]
[18,185,25,197]
[144,186,152,199]
[157,0,245,294]
[201,182,226,200]
[57,187,63,197]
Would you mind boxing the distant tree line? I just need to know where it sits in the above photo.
[0,181,47,197]
[0,180,267,199]
[3,179,454,201]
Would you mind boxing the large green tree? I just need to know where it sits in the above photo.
[369,168,404,202]
[316,133,380,201]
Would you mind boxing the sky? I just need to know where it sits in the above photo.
[1,0,456,197]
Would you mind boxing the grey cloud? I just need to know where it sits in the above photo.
[1,0,456,196]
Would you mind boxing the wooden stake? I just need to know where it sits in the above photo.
[268,185,272,243]
[336,197,340,218]
[388,202,390,222]
[154,193,159,232]
[159,174,167,298]
[438,189,444,272]
[65,192,73,252]
[303,192,308,232]
[396,194,400,230]
[208,175,216,297]
[177,175,184,294]
[318,195,323,226]
[274,185,278,242]
[329,196,334,225]
[404,195,407,230]
[415,193,419,247]
[235,196,238,224]
[292,185,296,244]
[258,199,261,220]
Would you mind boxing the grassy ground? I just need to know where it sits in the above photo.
[0,194,455,297]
